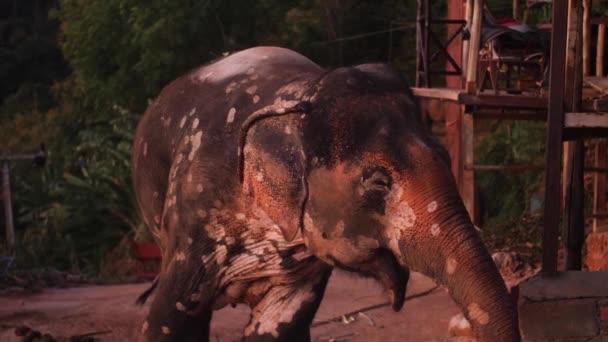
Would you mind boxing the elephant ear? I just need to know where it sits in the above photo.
[238,102,312,242]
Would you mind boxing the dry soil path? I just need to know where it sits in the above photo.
[0,271,463,342]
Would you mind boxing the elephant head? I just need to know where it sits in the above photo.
[240,64,519,341]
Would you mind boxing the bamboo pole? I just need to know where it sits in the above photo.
[462,0,474,82]
[466,0,483,93]
[583,0,591,76]
[598,23,606,76]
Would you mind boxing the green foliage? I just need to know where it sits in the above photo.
[13,106,140,274]
[476,121,546,251]
[476,121,546,223]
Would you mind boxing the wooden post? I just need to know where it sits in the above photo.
[513,0,519,21]
[462,110,476,222]
[593,140,608,233]
[583,0,591,77]
[563,0,585,271]
[416,0,423,87]
[543,0,569,277]
[466,0,482,93]
[2,162,15,257]
[598,23,606,76]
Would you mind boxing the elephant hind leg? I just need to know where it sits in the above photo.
[242,269,331,342]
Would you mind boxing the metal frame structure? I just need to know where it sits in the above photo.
[416,0,467,87]
[1,146,46,257]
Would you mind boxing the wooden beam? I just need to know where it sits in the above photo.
[565,112,608,128]
[542,0,569,278]
[466,0,482,93]
[464,164,544,171]
[461,93,548,109]
[411,87,464,101]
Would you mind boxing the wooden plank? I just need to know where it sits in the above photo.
[411,87,464,101]
[542,0,569,278]
[594,140,608,232]
[565,112,608,128]
[466,0,482,93]
[584,77,608,94]
[464,164,545,171]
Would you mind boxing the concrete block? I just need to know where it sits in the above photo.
[519,299,599,341]
[520,271,608,301]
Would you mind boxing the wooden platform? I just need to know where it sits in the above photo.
[412,87,547,109]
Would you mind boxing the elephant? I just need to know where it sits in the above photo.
[131,46,519,341]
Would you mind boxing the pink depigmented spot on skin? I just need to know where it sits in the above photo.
[175,302,186,312]
[253,95,260,103]
[161,326,171,335]
[179,116,187,128]
[227,108,236,124]
[189,131,203,161]
[175,251,186,262]
[141,321,148,334]
[246,85,258,95]
[196,184,204,193]
[468,303,490,325]
[446,257,458,274]
[196,209,207,219]
[430,223,441,236]
[427,201,438,213]
[192,118,199,129]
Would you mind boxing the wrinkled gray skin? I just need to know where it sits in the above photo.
[131,46,519,341]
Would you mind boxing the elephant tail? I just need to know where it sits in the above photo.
[135,276,159,305]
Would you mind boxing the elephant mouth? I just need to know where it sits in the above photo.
[356,248,409,311]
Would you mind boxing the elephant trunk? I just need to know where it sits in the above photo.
[385,187,520,341]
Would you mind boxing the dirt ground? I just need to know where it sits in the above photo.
[0,271,464,342]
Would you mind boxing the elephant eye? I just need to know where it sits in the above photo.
[373,179,389,187]
[361,169,392,193]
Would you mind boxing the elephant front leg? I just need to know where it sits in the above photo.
[242,270,331,342]
[140,265,215,342]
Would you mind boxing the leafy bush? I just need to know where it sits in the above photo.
[475,121,545,257]
[11,106,140,275]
